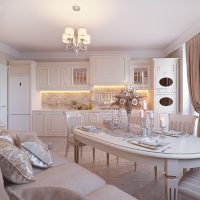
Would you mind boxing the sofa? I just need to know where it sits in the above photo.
[0,129,137,200]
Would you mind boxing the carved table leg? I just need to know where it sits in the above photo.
[164,159,179,200]
[164,175,178,200]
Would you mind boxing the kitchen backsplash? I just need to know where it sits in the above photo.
[41,92,91,110]
[41,88,149,110]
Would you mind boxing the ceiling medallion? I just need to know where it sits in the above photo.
[72,5,80,11]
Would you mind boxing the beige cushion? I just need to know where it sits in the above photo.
[32,151,69,175]
[7,186,88,200]
[0,129,20,147]
[0,135,14,145]
[179,170,200,200]
[20,134,52,168]
[0,141,35,184]
[0,168,10,200]
[8,162,106,196]
[87,185,137,200]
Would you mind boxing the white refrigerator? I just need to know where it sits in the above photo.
[0,64,7,128]
[8,76,30,131]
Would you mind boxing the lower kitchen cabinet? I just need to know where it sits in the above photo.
[32,109,128,136]
[32,110,66,136]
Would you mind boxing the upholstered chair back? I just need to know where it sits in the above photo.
[169,114,198,134]
[65,111,82,136]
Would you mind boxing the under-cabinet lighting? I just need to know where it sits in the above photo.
[40,90,90,94]
[93,85,126,89]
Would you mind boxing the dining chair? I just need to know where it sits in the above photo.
[102,109,121,166]
[154,113,198,180]
[81,111,99,164]
[178,169,200,200]
[129,110,143,171]
[169,113,198,134]
[65,111,86,160]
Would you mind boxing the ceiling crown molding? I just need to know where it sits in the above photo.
[0,41,21,58]
[18,50,165,61]
[164,20,200,56]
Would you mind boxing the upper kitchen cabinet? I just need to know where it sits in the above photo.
[154,58,179,93]
[90,56,128,85]
[37,62,89,90]
[129,60,153,89]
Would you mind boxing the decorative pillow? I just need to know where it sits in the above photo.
[0,129,21,147]
[0,141,35,184]
[20,134,52,168]
[0,135,14,145]
[0,168,10,200]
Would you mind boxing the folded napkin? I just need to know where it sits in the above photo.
[128,137,167,150]
[153,129,186,137]
[79,125,97,131]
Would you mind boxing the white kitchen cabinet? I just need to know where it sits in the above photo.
[37,66,50,89]
[153,58,179,129]
[90,56,128,85]
[154,58,178,93]
[129,60,152,89]
[32,110,66,136]
[49,111,66,134]
[36,62,89,90]
[32,111,47,134]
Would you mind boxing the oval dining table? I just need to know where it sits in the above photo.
[73,127,200,200]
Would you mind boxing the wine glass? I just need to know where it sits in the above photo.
[160,118,166,139]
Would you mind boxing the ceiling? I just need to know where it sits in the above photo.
[0,0,200,54]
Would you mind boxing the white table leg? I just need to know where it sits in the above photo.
[165,159,180,200]
[164,175,179,200]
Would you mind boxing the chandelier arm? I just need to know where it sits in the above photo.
[63,28,90,54]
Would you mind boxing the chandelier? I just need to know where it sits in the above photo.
[62,27,91,55]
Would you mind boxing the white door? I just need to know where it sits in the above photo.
[0,64,7,128]
[9,76,30,114]
[9,114,30,131]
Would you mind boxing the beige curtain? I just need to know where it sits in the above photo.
[186,33,200,136]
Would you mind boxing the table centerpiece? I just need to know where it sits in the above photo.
[111,86,145,132]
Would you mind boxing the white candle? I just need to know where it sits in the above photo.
[140,110,144,118]
[160,118,166,128]
[143,100,147,110]
[150,112,154,119]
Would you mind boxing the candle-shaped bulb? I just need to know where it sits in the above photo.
[150,112,154,119]
[160,118,166,128]
[140,110,144,118]
[143,100,147,110]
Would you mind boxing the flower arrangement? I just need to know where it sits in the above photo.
[111,87,145,114]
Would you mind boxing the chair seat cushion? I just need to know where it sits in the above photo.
[86,185,137,200]
[7,161,106,197]
[179,170,200,200]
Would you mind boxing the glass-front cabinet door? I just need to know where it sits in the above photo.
[130,60,151,89]
[72,68,87,85]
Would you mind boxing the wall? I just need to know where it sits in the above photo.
[0,51,14,66]
[168,45,193,115]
